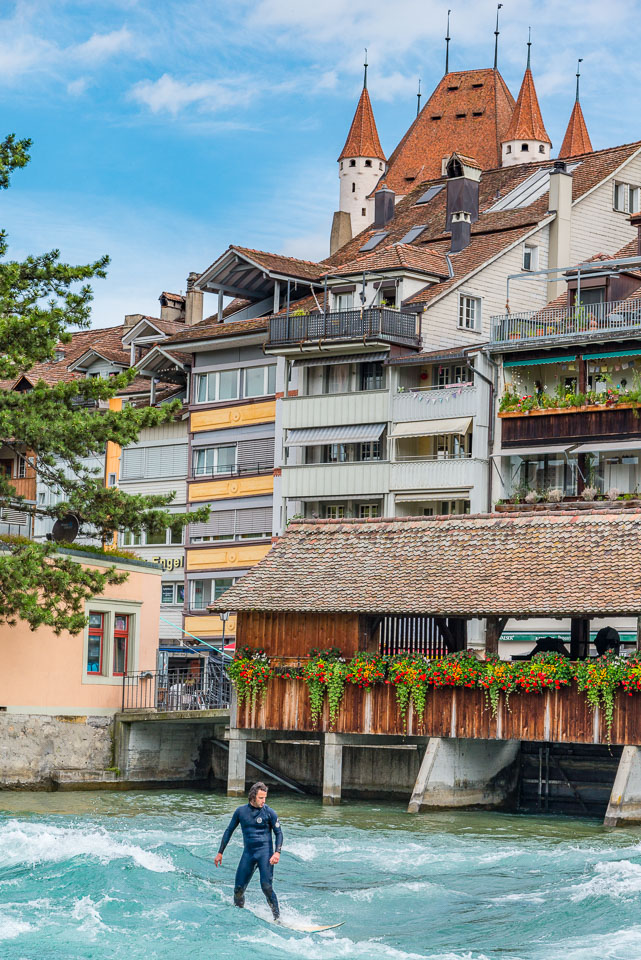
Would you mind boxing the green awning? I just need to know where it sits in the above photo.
[581,349,641,360]
[504,355,576,368]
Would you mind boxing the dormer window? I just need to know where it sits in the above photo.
[365,159,372,168]
[538,145,545,154]
[349,159,356,167]
[521,143,529,152]
[53,349,64,362]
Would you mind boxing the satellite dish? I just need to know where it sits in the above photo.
[51,514,80,543]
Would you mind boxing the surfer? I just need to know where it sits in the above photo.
[215,781,283,920]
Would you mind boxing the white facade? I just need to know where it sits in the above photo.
[501,139,550,167]
[339,156,384,234]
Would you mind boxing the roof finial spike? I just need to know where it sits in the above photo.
[493,3,503,71]
[445,9,451,75]
[363,47,368,89]
[416,78,422,117]
[576,57,583,102]
[527,27,532,70]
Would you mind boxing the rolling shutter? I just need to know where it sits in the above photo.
[189,509,236,539]
[145,443,188,478]
[121,447,144,479]
[235,507,272,536]
[237,438,274,474]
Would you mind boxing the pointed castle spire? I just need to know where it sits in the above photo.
[338,52,386,162]
[501,31,551,164]
[559,58,593,158]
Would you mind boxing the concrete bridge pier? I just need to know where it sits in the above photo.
[322,733,343,805]
[408,737,521,813]
[605,746,641,826]
[226,730,248,797]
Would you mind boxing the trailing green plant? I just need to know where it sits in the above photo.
[574,652,627,742]
[478,657,519,716]
[227,648,273,708]
[302,648,347,725]
[386,654,430,726]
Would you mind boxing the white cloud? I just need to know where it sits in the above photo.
[67,77,90,97]
[128,73,252,115]
[73,27,136,63]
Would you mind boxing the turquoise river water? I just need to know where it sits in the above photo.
[1,789,641,959]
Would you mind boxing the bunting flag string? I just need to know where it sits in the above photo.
[403,387,468,404]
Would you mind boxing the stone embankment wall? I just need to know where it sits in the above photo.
[0,714,113,789]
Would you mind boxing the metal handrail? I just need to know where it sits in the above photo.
[121,662,231,712]
[490,297,641,344]
[269,307,420,346]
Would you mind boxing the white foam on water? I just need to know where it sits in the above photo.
[238,928,493,960]
[0,917,32,941]
[0,820,175,873]
[539,923,641,960]
[72,895,107,940]
[490,891,546,904]
[569,859,641,901]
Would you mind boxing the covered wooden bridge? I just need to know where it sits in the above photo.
[213,509,641,823]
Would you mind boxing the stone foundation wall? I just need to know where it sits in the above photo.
[0,714,113,789]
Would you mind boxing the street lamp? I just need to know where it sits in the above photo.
[219,611,230,653]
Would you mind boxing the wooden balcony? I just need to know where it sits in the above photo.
[6,476,37,502]
[500,402,641,446]
[236,677,641,746]
[268,308,420,350]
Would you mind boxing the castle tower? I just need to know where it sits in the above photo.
[336,54,386,237]
[558,59,593,159]
[501,35,551,167]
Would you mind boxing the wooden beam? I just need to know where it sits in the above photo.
[485,616,508,657]
[570,617,590,660]
[435,617,455,653]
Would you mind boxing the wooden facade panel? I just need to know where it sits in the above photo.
[189,474,274,503]
[237,611,362,659]
[191,400,276,433]
[186,544,271,571]
[236,680,641,746]
[501,404,641,446]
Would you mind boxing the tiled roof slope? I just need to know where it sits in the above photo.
[338,86,386,162]
[503,68,551,143]
[228,246,323,282]
[381,69,516,194]
[210,512,641,617]
[165,315,270,347]
[329,243,450,278]
[559,100,593,158]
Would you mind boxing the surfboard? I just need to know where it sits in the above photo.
[275,920,344,933]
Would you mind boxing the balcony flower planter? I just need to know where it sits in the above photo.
[495,499,641,513]
[499,401,641,418]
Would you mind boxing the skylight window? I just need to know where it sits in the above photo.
[399,224,427,244]
[415,184,445,206]
[359,231,388,252]
[488,163,581,212]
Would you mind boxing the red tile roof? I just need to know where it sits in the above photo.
[160,292,184,304]
[503,68,550,144]
[165,315,270,347]
[381,69,516,194]
[228,246,323,282]
[559,100,593,159]
[210,511,641,617]
[338,86,385,162]
[329,243,450,279]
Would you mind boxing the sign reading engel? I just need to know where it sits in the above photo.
[152,556,185,571]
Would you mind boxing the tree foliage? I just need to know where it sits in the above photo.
[0,133,206,632]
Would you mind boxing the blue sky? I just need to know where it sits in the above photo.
[1,0,639,327]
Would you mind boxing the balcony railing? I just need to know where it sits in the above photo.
[269,308,420,347]
[490,297,641,345]
[121,661,231,712]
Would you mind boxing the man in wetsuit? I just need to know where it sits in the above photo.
[214,781,283,920]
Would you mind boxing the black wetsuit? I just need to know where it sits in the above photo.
[218,803,283,919]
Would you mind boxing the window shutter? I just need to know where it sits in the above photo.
[237,438,274,474]
[235,507,272,536]
[189,509,235,539]
[121,447,144,479]
[145,444,187,478]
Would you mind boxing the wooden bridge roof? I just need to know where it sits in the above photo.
[211,509,641,618]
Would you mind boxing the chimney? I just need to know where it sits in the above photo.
[374,187,395,228]
[547,160,573,301]
[630,212,641,256]
[159,294,185,323]
[445,153,480,230]
[450,211,472,254]
[123,313,144,329]
[185,272,204,326]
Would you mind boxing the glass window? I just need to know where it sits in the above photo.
[194,370,240,403]
[170,525,182,545]
[360,362,384,391]
[323,363,350,394]
[161,584,175,604]
[360,441,381,461]
[244,365,276,398]
[458,295,480,330]
[335,292,354,311]
[578,288,605,306]
[325,444,348,463]
[113,614,129,676]
[16,457,26,479]
[214,578,235,600]
[121,530,142,547]
[325,505,345,519]
[630,186,641,214]
[87,612,104,674]
[191,580,212,610]
[613,181,627,212]
[176,583,185,603]
[358,503,380,518]
[193,445,236,476]
[146,529,168,545]
[523,245,538,271]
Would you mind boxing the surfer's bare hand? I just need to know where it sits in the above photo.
[214,853,223,867]
[269,852,280,865]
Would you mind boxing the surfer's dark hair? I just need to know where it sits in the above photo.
[249,782,268,802]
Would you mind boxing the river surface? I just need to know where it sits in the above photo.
[1,789,641,959]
